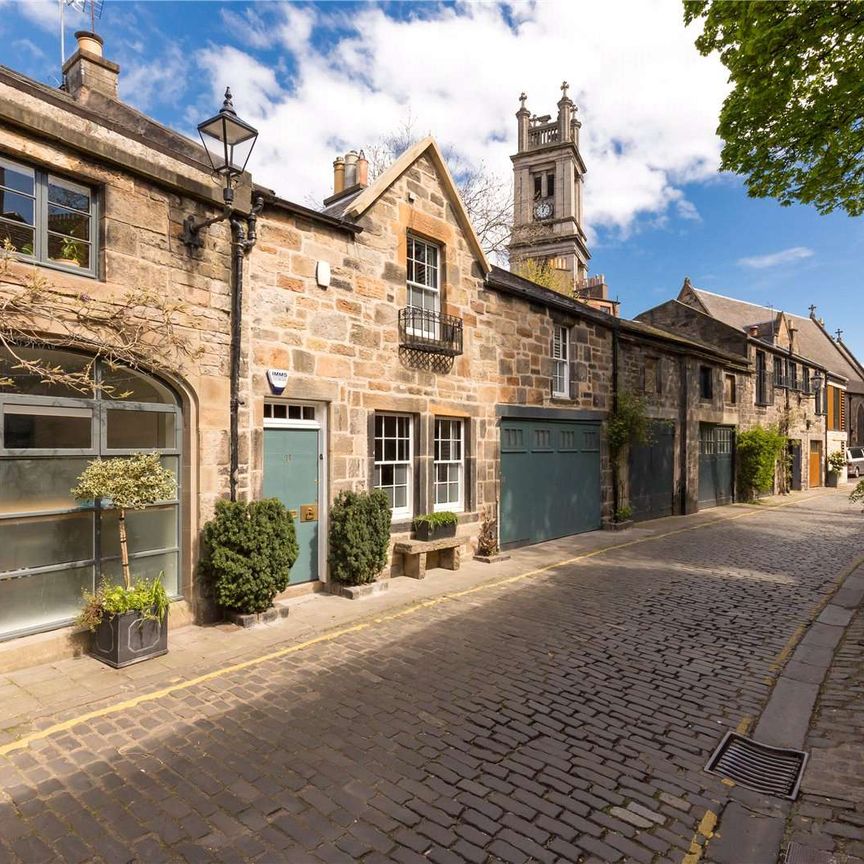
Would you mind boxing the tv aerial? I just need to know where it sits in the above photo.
[59,0,105,68]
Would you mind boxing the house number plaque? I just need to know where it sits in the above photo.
[300,504,318,522]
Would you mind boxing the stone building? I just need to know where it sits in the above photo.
[0,33,241,663]
[637,282,853,492]
[2,35,845,668]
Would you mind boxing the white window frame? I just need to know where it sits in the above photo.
[434,418,464,513]
[552,324,570,398]
[373,413,413,521]
[406,235,441,339]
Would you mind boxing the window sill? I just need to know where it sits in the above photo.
[15,254,98,281]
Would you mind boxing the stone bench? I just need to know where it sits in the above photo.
[393,536,468,579]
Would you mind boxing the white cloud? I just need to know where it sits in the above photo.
[737,247,815,269]
[187,0,728,238]
[120,43,187,112]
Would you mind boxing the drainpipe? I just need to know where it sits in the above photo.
[678,353,688,514]
[611,323,620,520]
[228,196,265,502]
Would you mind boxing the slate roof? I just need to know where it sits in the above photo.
[686,287,864,393]
[486,268,747,367]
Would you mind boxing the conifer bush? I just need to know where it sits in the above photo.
[200,499,298,614]
[328,489,391,585]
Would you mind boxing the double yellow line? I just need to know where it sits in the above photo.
[0,492,832,760]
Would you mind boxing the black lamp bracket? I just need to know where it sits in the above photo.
[181,186,236,251]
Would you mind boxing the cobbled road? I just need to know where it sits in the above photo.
[1,493,863,864]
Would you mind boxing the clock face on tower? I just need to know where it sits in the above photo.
[533,201,553,220]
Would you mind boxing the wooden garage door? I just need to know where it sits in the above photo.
[698,423,735,508]
[500,419,601,549]
[630,421,675,522]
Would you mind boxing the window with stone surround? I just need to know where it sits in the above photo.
[643,357,660,395]
[406,235,440,339]
[724,374,736,405]
[434,418,464,512]
[0,156,97,278]
[699,365,713,401]
[373,414,413,520]
[552,325,570,398]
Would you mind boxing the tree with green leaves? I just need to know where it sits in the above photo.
[72,453,177,589]
[684,1,864,215]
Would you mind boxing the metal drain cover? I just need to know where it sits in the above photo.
[784,842,837,864]
[705,731,808,800]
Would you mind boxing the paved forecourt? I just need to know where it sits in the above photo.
[0,491,862,864]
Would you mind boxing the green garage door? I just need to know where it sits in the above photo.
[698,423,735,508]
[500,418,601,549]
[630,421,675,522]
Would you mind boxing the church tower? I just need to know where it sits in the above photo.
[509,84,617,315]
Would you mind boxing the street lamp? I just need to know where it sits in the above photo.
[197,88,258,204]
[182,89,265,503]
[181,87,260,250]
[811,371,826,416]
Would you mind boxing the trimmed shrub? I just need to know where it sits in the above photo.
[736,425,787,500]
[200,499,298,614]
[328,489,391,585]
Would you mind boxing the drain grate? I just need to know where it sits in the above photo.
[784,842,836,864]
[705,731,808,800]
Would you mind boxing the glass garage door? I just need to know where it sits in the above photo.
[0,348,182,640]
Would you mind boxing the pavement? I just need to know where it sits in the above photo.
[0,488,863,864]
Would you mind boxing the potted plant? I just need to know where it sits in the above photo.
[827,449,846,487]
[199,498,298,626]
[56,236,83,267]
[73,452,177,668]
[473,511,510,563]
[413,511,458,542]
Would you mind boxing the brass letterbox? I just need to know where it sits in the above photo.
[300,504,318,522]
[288,509,298,519]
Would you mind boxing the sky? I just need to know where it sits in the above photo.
[2,0,862,358]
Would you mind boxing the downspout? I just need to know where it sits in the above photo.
[678,353,688,514]
[611,322,620,520]
[228,196,264,502]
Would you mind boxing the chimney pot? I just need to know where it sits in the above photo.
[75,31,103,57]
[356,149,368,188]
[333,156,345,195]
[344,151,359,188]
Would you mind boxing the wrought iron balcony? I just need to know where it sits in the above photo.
[398,307,463,357]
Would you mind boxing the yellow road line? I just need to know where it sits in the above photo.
[735,715,752,735]
[0,492,834,759]
[681,809,717,864]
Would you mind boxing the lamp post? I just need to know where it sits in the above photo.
[183,88,264,502]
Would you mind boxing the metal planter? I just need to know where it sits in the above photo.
[414,522,457,542]
[90,610,168,668]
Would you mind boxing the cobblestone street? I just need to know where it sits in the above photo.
[1,491,863,864]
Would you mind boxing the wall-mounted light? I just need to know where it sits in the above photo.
[182,88,260,250]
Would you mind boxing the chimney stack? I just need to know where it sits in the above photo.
[324,148,370,206]
[63,31,119,101]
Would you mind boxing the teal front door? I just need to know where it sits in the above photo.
[263,427,320,584]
